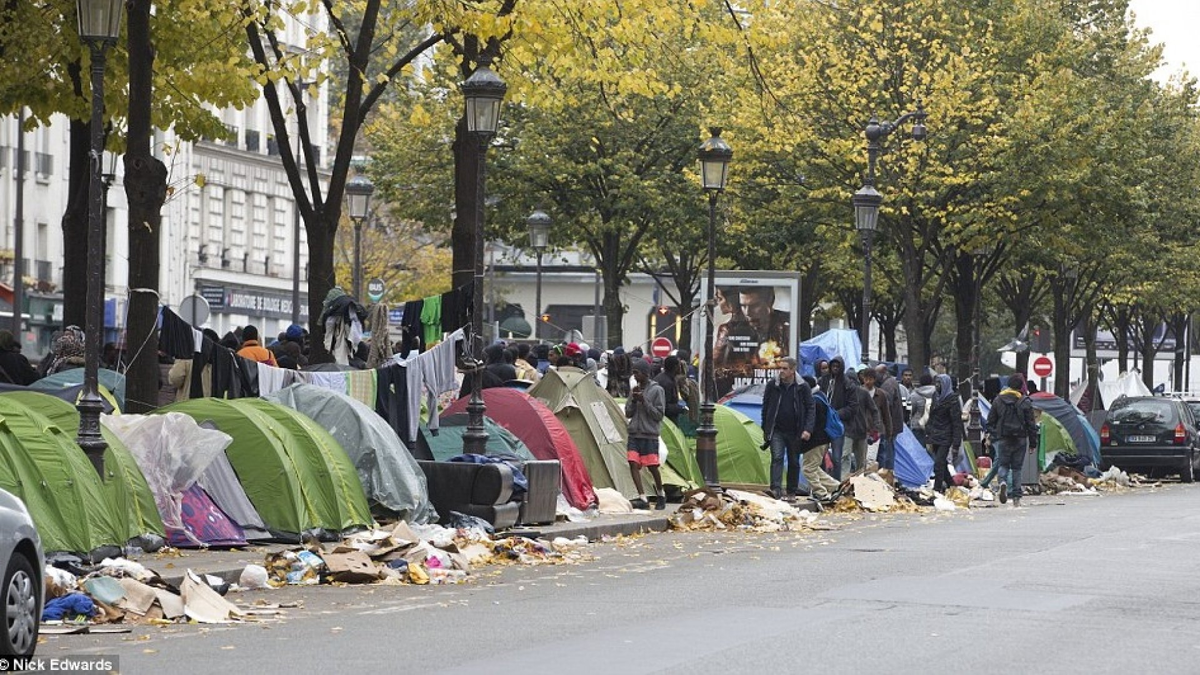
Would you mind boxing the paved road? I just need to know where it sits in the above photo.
[43,484,1200,674]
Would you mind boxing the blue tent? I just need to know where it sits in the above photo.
[797,344,832,378]
[32,368,126,410]
[800,329,862,372]
[721,385,764,426]
[895,425,935,488]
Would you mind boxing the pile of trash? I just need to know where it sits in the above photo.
[668,487,823,532]
[261,514,590,587]
[1040,464,1135,495]
[41,556,266,630]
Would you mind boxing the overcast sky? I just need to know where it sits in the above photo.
[1127,0,1200,80]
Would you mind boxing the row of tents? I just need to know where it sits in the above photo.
[1,358,1112,557]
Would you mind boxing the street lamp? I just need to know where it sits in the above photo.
[75,0,123,477]
[527,208,551,343]
[972,244,993,390]
[461,57,507,455]
[853,106,927,364]
[345,173,374,302]
[697,127,732,487]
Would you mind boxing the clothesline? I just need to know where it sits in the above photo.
[157,306,466,447]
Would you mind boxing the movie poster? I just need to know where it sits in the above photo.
[694,272,801,399]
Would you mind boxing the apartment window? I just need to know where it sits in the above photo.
[266,136,280,156]
[245,129,260,152]
[35,260,52,282]
[34,152,52,175]
[224,124,239,147]
[12,149,29,171]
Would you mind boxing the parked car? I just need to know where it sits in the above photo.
[0,487,43,656]
[1100,396,1200,482]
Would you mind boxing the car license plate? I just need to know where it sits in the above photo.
[1127,435,1157,443]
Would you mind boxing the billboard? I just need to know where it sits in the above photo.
[694,271,801,399]
[1071,323,1179,360]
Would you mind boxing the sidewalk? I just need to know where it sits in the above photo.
[139,508,677,587]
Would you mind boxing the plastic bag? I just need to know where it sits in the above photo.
[239,564,270,590]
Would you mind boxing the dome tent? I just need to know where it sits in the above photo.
[157,398,373,541]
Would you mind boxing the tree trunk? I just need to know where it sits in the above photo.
[601,231,623,349]
[1083,313,1099,413]
[952,253,976,383]
[900,252,928,373]
[123,0,168,413]
[305,223,336,362]
[1171,312,1188,391]
[798,263,821,341]
[1113,307,1131,374]
[62,63,89,330]
[1051,278,1071,398]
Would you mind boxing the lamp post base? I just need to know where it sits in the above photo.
[462,367,489,455]
[696,401,719,487]
[76,393,107,477]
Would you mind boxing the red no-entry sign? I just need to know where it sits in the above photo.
[651,336,673,358]
[1032,356,1053,378]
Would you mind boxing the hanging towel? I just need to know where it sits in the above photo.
[345,369,378,408]
[256,362,287,396]
[309,371,348,394]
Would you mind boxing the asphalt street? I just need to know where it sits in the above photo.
[41,484,1200,674]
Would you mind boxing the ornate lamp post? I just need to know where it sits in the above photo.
[461,57,507,455]
[75,0,123,477]
[853,106,927,364]
[527,208,551,343]
[697,127,732,487]
[345,173,374,301]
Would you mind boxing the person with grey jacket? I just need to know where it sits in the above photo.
[908,372,937,448]
[625,359,666,510]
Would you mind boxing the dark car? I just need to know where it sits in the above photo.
[1100,396,1200,482]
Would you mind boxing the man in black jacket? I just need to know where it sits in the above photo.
[761,357,815,500]
[820,357,859,479]
[874,364,905,471]
[985,373,1038,506]
[654,356,683,424]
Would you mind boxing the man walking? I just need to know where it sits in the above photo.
[654,355,683,425]
[626,359,667,510]
[761,357,815,500]
[820,357,858,479]
[874,364,904,471]
[801,376,842,504]
[985,373,1039,507]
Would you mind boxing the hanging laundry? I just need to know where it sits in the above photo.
[345,369,378,408]
[420,295,442,347]
[401,299,425,353]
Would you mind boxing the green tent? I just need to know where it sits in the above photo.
[529,367,638,499]
[0,397,128,554]
[0,392,164,543]
[1038,412,1076,471]
[655,418,702,490]
[418,413,537,461]
[158,398,373,538]
[713,405,771,487]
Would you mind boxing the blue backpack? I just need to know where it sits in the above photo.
[814,391,844,441]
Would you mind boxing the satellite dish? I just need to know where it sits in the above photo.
[179,294,210,327]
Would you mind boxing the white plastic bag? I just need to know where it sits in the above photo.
[239,564,270,590]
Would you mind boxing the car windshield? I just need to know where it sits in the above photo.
[1110,399,1176,425]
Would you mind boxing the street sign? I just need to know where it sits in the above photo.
[651,336,673,358]
[367,278,386,302]
[1032,355,1053,378]
[179,294,210,327]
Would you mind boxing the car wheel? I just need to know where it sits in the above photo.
[1,552,39,657]
[1181,454,1196,484]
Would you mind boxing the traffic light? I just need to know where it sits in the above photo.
[657,305,670,316]
[1032,326,1051,353]
[540,313,550,323]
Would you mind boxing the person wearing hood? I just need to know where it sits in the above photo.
[0,330,38,385]
[926,374,964,493]
[626,358,666,510]
[761,357,815,500]
[908,372,938,448]
[820,356,859,479]
[874,364,904,471]
[841,365,882,477]
[985,373,1038,506]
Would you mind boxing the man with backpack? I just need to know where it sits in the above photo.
[761,357,815,500]
[985,373,1039,507]
[802,376,843,504]
[820,356,859,479]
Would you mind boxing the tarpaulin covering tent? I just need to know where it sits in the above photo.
[529,366,638,499]
[443,388,596,509]
[103,413,238,548]
[1029,392,1101,466]
[418,413,536,461]
[713,405,770,487]
[31,368,126,410]
[718,383,765,426]
[800,329,863,372]
[0,397,128,555]
[895,426,935,488]
[265,384,434,524]
[1070,370,1152,413]
[797,344,833,378]
[157,398,374,540]
[0,391,164,547]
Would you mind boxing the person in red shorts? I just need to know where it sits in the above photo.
[625,358,666,510]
